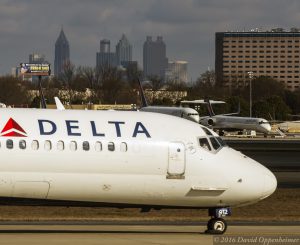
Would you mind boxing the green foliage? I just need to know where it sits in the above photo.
[284,90,300,115]
[0,76,29,105]
[185,72,296,120]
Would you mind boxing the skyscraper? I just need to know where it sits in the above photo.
[116,34,132,66]
[96,39,116,67]
[143,36,168,79]
[54,28,70,77]
[165,61,188,83]
[29,53,48,64]
[216,30,300,91]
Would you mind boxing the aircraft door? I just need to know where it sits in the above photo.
[167,142,185,179]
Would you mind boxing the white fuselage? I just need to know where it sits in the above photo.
[0,109,276,208]
[140,106,200,123]
[200,116,272,134]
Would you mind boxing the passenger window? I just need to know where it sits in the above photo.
[210,137,220,150]
[83,141,90,151]
[6,139,13,149]
[95,141,102,152]
[31,140,39,150]
[120,142,127,152]
[108,142,115,151]
[44,140,52,151]
[70,141,77,151]
[19,140,26,150]
[199,138,211,151]
[57,141,64,151]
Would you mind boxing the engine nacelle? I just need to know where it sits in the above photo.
[207,117,216,126]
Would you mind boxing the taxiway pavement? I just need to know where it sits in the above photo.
[0,224,299,245]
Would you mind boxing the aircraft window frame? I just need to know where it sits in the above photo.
[209,137,221,150]
[19,140,26,150]
[57,140,65,151]
[216,137,227,147]
[44,140,52,151]
[31,140,39,150]
[201,127,213,136]
[108,142,115,152]
[120,142,128,152]
[83,141,90,151]
[6,139,13,149]
[95,141,102,152]
[199,137,212,151]
[70,141,77,151]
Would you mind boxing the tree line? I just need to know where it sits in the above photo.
[0,64,300,121]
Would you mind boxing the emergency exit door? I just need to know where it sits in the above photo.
[167,142,186,178]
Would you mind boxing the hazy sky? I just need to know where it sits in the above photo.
[1,0,300,80]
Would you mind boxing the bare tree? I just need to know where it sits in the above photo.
[147,75,165,91]
[77,66,102,103]
[126,64,143,89]
[59,61,77,106]
[98,64,124,104]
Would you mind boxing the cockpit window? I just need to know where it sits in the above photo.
[210,137,221,150]
[201,127,213,136]
[216,137,227,147]
[199,138,211,151]
[199,127,226,153]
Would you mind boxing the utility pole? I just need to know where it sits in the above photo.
[247,71,254,118]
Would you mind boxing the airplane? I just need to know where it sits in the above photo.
[0,107,276,234]
[137,79,200,123]
[181,99,272,136]
[276,120,300,133]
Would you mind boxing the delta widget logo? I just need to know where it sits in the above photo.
[0,118,27,137]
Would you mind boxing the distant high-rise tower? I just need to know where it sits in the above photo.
[143,36,168,79]
[54,28,70,77]
[165,61,188,83]
[96,39,116,67]
[29,53,48,64]
[116,34,132,66]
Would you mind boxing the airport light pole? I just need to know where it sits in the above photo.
[247,71,254,118]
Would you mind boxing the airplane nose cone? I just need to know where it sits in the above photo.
[260,124,271,133]
[265,124,272,132]
[262,172,277,199]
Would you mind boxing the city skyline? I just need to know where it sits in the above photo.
[1,0,300,80]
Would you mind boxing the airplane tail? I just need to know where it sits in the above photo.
[205,99,240,117]
[204,99,215,117]
[222,101,240,116]
[38,78,47,109]
[54,97,65,110]
[137,78,148,107]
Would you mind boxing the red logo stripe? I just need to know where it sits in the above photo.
[1,118,26,134]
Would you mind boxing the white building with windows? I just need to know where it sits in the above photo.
[165,61,188,83]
